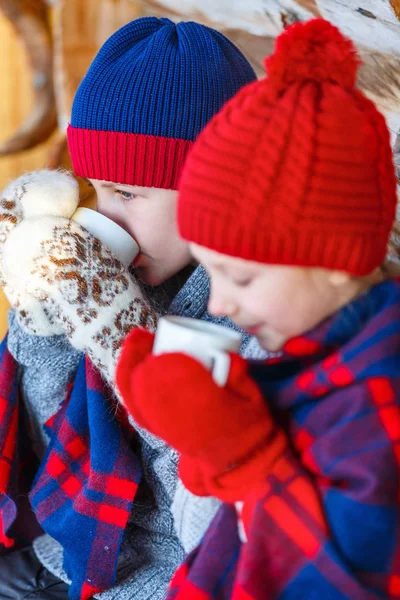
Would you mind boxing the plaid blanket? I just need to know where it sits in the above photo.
[167,278,400,599]
[0,346,142,600]
[0,339,26,550]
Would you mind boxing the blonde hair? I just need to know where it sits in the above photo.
[383,219,400,277]
[382,139,400,278]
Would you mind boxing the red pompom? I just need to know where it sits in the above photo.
[264,18,360,92]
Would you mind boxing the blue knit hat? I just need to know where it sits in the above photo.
[67,17,256,189]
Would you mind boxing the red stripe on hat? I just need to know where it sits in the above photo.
[67,126,193,190]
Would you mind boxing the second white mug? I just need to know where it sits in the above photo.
[153,316,242,386]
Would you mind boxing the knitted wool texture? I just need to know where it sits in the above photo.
[178,19,398,275]
[67,17,256,190]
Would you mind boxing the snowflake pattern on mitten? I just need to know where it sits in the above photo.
[0,171,79,336]
[4,211,157,386]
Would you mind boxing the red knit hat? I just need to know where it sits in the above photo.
[178,19,397,275]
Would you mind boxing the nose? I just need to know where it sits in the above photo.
[208,280,238,318]
[95,193,112,219]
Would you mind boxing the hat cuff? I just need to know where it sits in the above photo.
[67,125,193,190]
[179,204,388,276]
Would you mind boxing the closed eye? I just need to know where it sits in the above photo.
[234,278,252,287]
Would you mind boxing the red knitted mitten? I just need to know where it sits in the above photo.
[116,328,287,502]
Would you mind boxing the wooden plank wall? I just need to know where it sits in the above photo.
[0,0,144,340]
[0,14,53,189]
[0,12,56,339]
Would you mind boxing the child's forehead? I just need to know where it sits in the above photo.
[90,179,143,191]
[190,244,259,272]
[190,244,326,282]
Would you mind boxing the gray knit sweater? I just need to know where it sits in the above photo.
[7,264,266,599]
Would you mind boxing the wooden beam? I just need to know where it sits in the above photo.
[390,0,400,20]
[139,0,400,141]
[0,0,57,154]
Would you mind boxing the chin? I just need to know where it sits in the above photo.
[256,332,284,353]
[136,266,166,287]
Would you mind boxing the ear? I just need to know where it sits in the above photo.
[327,270,352,287]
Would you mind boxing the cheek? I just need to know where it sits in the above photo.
[241,282,300,334]
[110,203,160,251]
[262,290,325,338]
[143,222,185,261]
[130,205,173,248]
[240,283,281,319]
[96,196,133,235]
[250,297,287,328]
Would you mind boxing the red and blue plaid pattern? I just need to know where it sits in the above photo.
[0,347,142,600]
[0,338,42,551]
[0,340,22,549]
[167,278,400,600]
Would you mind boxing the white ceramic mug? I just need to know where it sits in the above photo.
[153,316,242,386]
[71,207,139,267]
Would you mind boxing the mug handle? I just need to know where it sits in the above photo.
[235,501,247,543]
[208,348,231,387]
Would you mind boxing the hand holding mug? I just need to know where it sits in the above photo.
[117,323,287,502]
[152,316,241,386]
[71,207,139,268]
[1,169,156,386]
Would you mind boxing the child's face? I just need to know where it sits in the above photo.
[191,244,360,352]
[91,180,192,286]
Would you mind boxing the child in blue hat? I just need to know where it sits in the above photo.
[0,16,259,600]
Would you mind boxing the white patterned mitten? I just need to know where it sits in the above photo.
[0,170,80,336]
[1,170,158,385]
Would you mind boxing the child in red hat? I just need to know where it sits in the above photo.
[116,19,400,599]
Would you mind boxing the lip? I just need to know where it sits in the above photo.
[244,324,263,336]
[132,253,141,267]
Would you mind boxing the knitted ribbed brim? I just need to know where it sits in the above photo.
[68,17,256,189]
[178,19,397,274]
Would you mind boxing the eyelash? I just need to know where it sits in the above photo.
[116,190,137,201]
[234,279,252,287]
